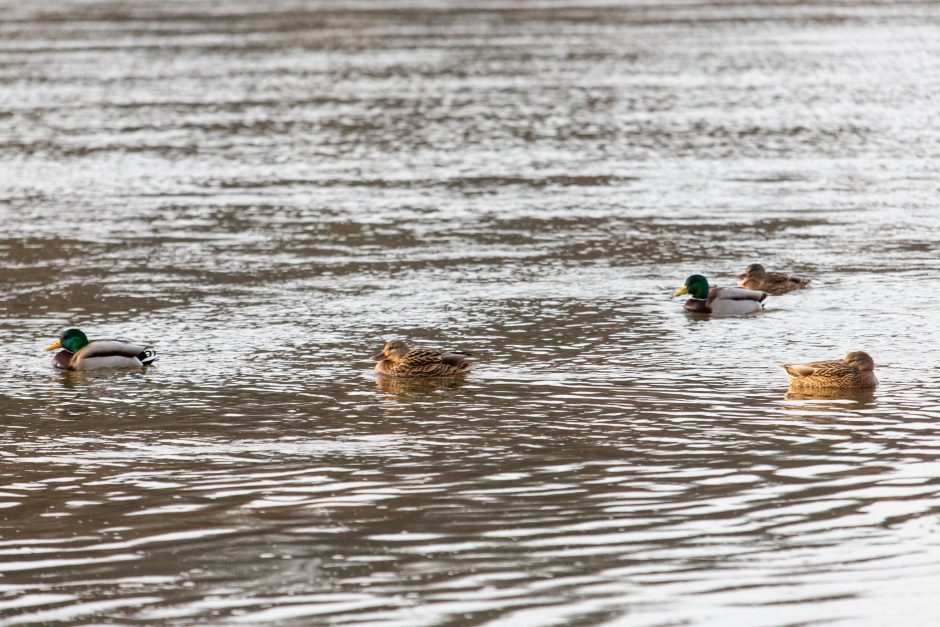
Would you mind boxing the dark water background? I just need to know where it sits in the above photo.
[2,1,940,624]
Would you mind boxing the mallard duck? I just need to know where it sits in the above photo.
[44,328,157,371]
[737,263,810,294]
[673,274,767,315]
[372,339,472,378]
[781,351,877,389]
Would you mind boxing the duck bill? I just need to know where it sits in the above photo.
[371,353,385,361]
[736,273,745,280]
[673,286,689,298]
[44,340,62,351]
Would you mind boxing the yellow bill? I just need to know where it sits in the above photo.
[44,340,62,351]
[673,285,689,298]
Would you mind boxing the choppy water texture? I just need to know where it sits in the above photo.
[2,1,940,625]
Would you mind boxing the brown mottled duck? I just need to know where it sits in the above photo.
[781,351,877,390]
[372,339,472,378]
[738,263,811,294]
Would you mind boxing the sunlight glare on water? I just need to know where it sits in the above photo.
[2,0,940,625]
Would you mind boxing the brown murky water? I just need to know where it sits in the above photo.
[3,1,940,624]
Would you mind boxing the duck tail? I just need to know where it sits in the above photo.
[138,349,158,366]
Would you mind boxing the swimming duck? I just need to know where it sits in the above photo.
[372,339,472,378]
[44,328,157,371]
[781,351,877,389]
[673,274,767,315]
[738,263,810,294]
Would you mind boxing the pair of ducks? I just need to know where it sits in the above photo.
[43,263,874,389]
[672,263,877,390]
[673,263,811,315]
[44,330,471,379]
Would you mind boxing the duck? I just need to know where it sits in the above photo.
[738,263,810,294]
[673,274,767,315]
[372,339,472,378]
[781,351,877,389]
[44,328,157,371]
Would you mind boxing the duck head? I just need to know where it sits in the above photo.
[843,351,875,372]
[44,328,89,353]
[673,275,710,300]
[372,339,409,362]
[738,263,767,281]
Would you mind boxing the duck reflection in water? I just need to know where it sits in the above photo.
[781,387,877,423]
[53,367,153,390]
[375,375,468,397]
[784,386,877,405]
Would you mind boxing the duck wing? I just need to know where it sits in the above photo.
[399,348,448,367]
[396,348,472,377]
[783,359,851,378]
[78,339,148,359]
[766,271,811,291]
[440,352,472,367]
[71,339,156,369]
[786,274,811,287]
[709,287,767,302]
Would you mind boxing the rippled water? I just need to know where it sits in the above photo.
[3,1,940,624]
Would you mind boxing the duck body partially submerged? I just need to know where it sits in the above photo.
[674,274,767,315]
[45,328,157,371]
[373,340,472,378]
[738,263,810,295]
[781,351,877,389]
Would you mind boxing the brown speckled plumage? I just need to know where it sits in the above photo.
[738,263,810,295]
[373,340,472,378]
[781,351,877,389]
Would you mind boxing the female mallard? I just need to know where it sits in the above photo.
[781,351,877,389]
[44,328,157,371]
[738,263,810,294]
[372,340,472,378]
[673,274,767,315]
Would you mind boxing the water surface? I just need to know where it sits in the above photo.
[2,1,940,625]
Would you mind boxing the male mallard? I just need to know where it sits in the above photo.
[372,339,472,378]
[673,274,767,315]
[45,328,157,371]
[781,351,877,389]
[738,263,810,294]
